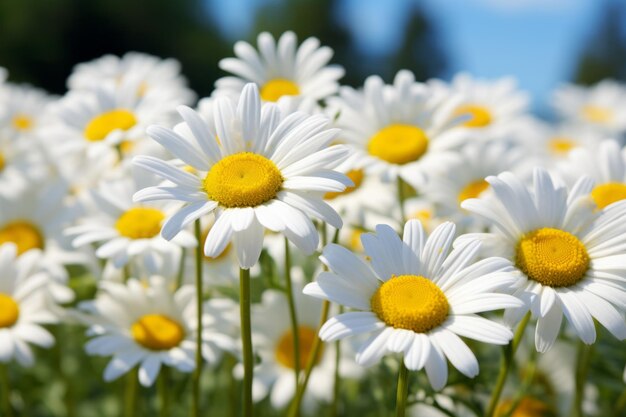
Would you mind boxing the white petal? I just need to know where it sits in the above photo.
[424,342,448,390]
[162,201,217,241]
[431,329,478,378]
[233,216,264,269]
[320,244,380,294]
[303,272,371,310]
[444,315,513,345]
[404,333,431,371]
[535,301,563,353]
[355,327,392,367]
[318,312,384,342]
[558,290,596,345]
[138,355,162,387]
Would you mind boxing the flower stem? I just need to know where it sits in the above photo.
[331,336,342,417]
[395,362,410,417]
[240,267,254,417]
[572,340,593,417]
[284,238,301,379]
[485,312,530,417]
[159,366,170,417]
[612,387,626,417]
[124,368,138,417]
[192,219,203,417]
[397,177,407,225]
[1,364,12,417]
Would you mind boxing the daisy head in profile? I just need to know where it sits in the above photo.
[304,220,523,390]
[329,70,465,187]
[133,83,352,269]
[215,31,344,103]
[80,277,235,387]
[460,167,626,352]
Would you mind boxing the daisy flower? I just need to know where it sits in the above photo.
[0,83,55,141]
[133,83,351,269]
[244,271,361,409]
[67,52,195,104]
[460,167,626,352]
[329,70,463,186]
[215,31,344,103]
[67,167,195,277]
[304,220,523,390]
[422,141,531,231]
[80,278,235,386]
[551,80,626,134]
[429,73,530,138]
[0,243,58,366]
[558,139,626,210]
[0,134,43,196]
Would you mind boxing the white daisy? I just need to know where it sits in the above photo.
[422,141,531,232]
[0,243,58,367]
[429,73,530,138]
[67,167,195,276]
[67,51,195,104]
[329,70,463,186]
[460,167,626,352]
[551,80,626,134]
[215,31,344,102]
[133,83,351,269]
[244,271,361,409]
[0,83,55,142]
[304,220,523,390]
[0,134,42,197]
[558,139,626,210]
[80,277,235,386]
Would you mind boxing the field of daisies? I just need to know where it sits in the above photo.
[1,30,626,417]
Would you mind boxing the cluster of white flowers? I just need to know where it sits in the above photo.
[1,31,626,417]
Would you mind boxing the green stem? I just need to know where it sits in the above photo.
[1,364,12,417]
[395,362,410,417]
[124,368,138,417]
[284,238,301,379]
[192,220,203,417]
[612,387,626,417]
[485,312,530,417]
[572,341,593,417]
[397,177,407,225]
[331,337,342,417]
[159,366,170,417]
[227,355,239,417]
[501,350,538,417]
[176,248,186,289]
[240,267,254,417]
[287,303,332,417]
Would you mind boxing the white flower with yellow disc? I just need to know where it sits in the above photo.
[0,243,59,367]
[304,220,523,390]
[67,168,195,277]
[329,70,463,186]
[215,31,344,103]
[80,278,236,386]
[133,83,351,269]
[551,80,626,134]
[460,168,626,352]
[0,83,55,142]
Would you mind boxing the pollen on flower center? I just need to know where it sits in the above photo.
[275,325,322,370]
[368,124,429,165]
[0,293,19,328]
[371,275,449,333]
[84,109,137,142]
[0,221,44,255]
[204,152,283,208]
[115,207,165,239]
[131,314,185,350]
[590,182,626,210]
[454,104,492,128]
[260,78,300,102]
[458,179,489,204]
[516,228,589,287]
[325,169,364,200]
[581,105,612,124]
[548,137,576,155]
[12,114,33,131]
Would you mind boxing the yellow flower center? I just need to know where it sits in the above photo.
[454,104,493,128]
[496,397,551,417]
[548,137,576,155]
[0,152,5,172]
[348,229,364,253]
[275,325,322,370]
[84,109,137,142]
[516,228,589,287]
[204,152,283,208]
[371,275,449,333]
[368,124,429,165]
[0,294,19,328]
[131,314,185,350]
[590,182,626,210]
[12,114,33,131]
[325,169,364,200]
[581,105,612,124]
[260,78,300,102]
[458,179,489,204]
[115,207,165,239]
[0,221,44,255]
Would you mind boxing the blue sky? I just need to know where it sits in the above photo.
[206,0,618,112]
